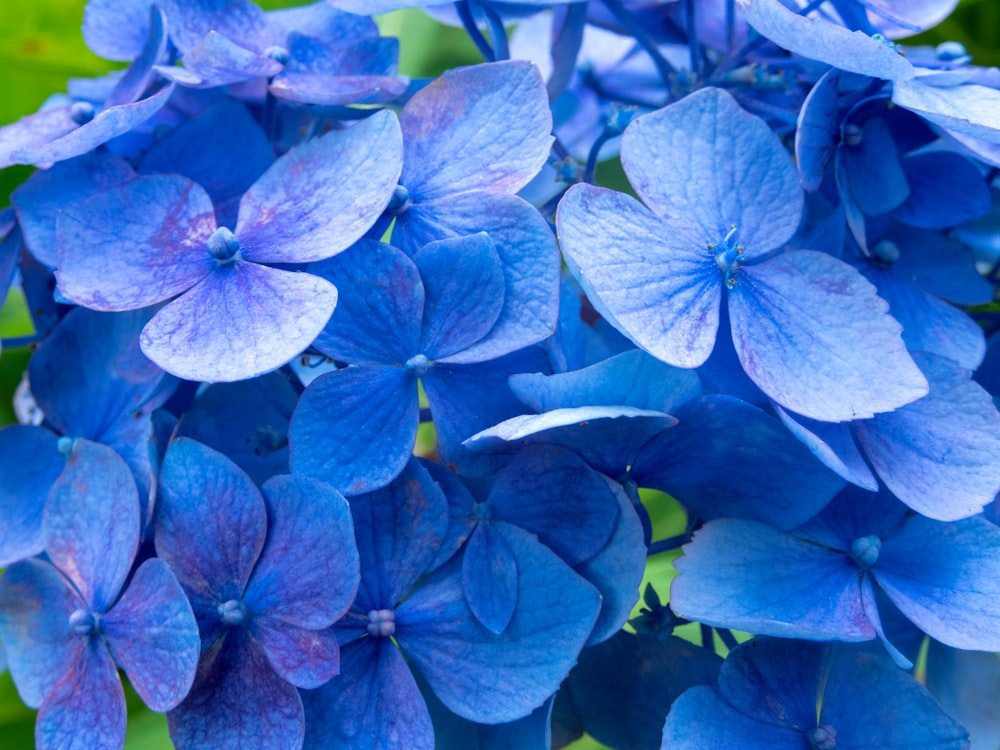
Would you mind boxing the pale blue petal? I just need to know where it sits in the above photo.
[774,405,878,489]
[557,183,721,368]
[622,86,803,256]
[236,110,402,264]
[400,60,552,200]
[83,0,154,61]
[893,79,1000,145]
[140,262,338,382]
[729,250,928,421]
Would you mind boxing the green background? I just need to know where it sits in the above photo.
[0,0,996,747]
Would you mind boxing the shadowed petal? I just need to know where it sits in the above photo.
[0,427,63,567]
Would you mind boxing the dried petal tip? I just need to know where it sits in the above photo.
[849,535,882,569]
[808,724,837,750]
[366,609,395,638]
[218,598,247,626]
[69,608,99,636]
[207,227,242,263]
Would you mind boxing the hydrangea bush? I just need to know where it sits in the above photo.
[1,0,1000,748]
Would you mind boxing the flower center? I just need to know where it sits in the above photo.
[849,535,882,569]
[218,599,248,626]
[872,240,900,268]
[388,184,413,216]
[367,609,396,638]
[405,353,431,376]
[207,227,242,264]
[70,101,96,125]
[809,724,837,750]
[710,225,744,289]
[69,608,99,637]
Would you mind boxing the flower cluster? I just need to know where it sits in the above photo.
[1,0,999,748]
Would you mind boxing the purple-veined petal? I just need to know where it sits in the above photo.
[250,618,340,689]
[661,685,807,750]
[156,31,282,88]
[289,365,418,496]
[44,439,140,613]
[100,558,200,711]
[557,183,721,368]
[729,250,928,421]
[400,60,552,200]
[671,519,875,641]
[140,261,338,382]
[893,79,1000,145]
[396,523,600,723]
[12,151,135,267]
[310,239,423,365]
[0,559,84,708]
[245,474,359,628]
[395,191,560,364]
[736,0,914,80]
[236,110,402,264]
[876,514,1000,651]
[35,639,126,750]
[56,174,217,311]
[855,354,1000,520]
[0,426,63,567]
[159,0,273,56]
[414,233,505,360]
[462,523,519,635]
[301,638,434,750]
[269,73,406,106]
[622,87,803,256]
[167,629,305,750]
[12,84,175,165]
[156,439,266,628]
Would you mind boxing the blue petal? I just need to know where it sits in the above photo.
[509,348,702,413]
[0,108,77,170]
[876,514,1000,651]
[671,519,874,641]
[99,558,200,711]
[570,631,721,749]
[249,618,340,689]
[167,629,305,750]
[394,192,560,363]
[622,87,803,258]
[855,354,1000,520]
[236,109,402,264]
[35,639,126,750]
[462,523,518,635]
[894,152,992,228]
[245,474,359,629]
[795,69,841,192]
[729,250,928,421]
[925,642,1000,750]
[56,174,217,311]
[139,98,273,216]
[44,439,139,613]
[885,225,992,305]
[774,406,878,489]
[301,639,434,750]
[12,84,174,165]
[821,647,970,748]
[414,233,505,360]
[348,459,450,613]
[487,445,620,566]
[397,523,601,723]
[157,31,282,88]
[557,183,721,368]
[269,72,406,106]
[156,438,266,631]
[289,365,418,495]
[838,116,909,216]
[12,151,135,267]
[400,60,552,200]
[83,0,154,61]
[140,262,338,382]
[0,559,84,708]
[574,481,646,646]
[310,239,423,365]
[632,395,844,529]
[0,426,63,567]
[159,0,272,56]
[661,685,807,750]
[737,0,914,80]
[893,79,1000,145]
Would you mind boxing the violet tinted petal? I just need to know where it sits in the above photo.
[0,426,63,567]
[251,617,340,689]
